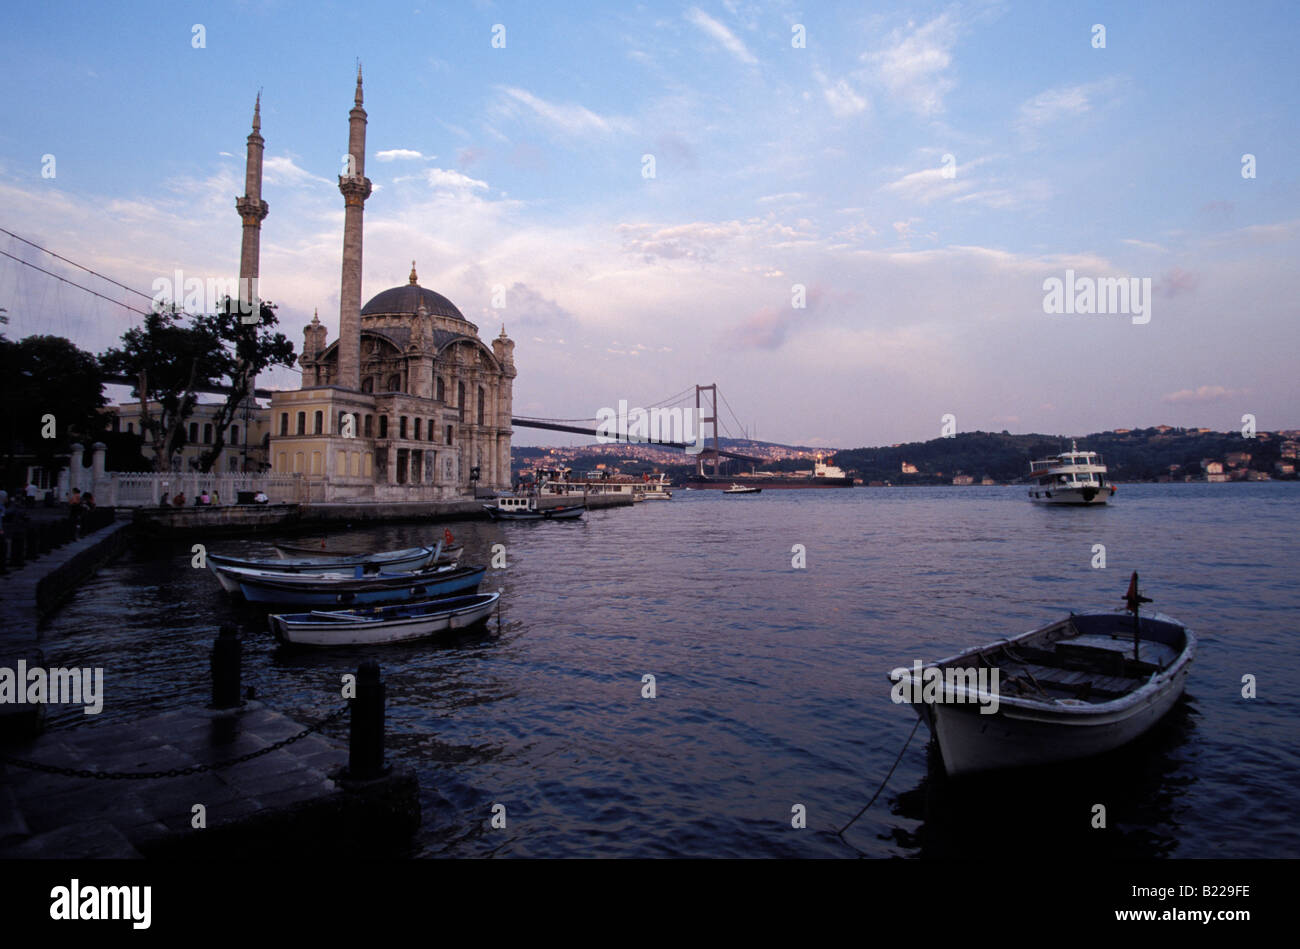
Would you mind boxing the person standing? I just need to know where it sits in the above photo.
[25,482,38,506]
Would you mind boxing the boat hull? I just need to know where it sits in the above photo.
[1028,486,1111,505]
[921,659,1190,775]
[484,505,585,520]
[269,593,498,646]
[209,546,437,574]
[901,610,1194,776]
[238,565,486,607]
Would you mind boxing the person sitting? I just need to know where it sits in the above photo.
[252,491,269,505]
[159,492,170,507]
[172,491,186,507]
[199,491,211,506]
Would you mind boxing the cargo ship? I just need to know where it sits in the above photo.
[681,459,854,490]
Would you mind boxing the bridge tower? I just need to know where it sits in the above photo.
[695,383,721,477]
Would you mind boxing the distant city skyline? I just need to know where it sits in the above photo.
[2,1,1298,448]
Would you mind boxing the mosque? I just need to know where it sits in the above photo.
[247,69,516,499]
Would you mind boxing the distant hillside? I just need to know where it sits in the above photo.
[831,428,1293,483]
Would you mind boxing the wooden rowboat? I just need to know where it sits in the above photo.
[237,563,486,607]
[269,592,500,646]
[890,573,1194,776]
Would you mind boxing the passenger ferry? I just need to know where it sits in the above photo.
[533,467,672,501]
[1027,442,1115,505]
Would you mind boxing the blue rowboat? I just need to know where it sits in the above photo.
[237,564,486,607]
[268,592,500,646]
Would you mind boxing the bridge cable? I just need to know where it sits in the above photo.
[0,227,154,302]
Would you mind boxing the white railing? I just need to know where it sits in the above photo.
[90,472,307,507]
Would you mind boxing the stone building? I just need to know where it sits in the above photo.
[259,69,515,499]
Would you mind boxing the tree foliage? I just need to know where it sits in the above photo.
[0,331,108,482]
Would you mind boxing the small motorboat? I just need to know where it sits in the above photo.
[269,592,500,646]
[236,563,487,607]
[723,483,762,494]
[274,529,463,563]
[890,573,1194,776]
[483,497,585,521]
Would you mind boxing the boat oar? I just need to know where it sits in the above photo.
[1122,570,1152,661]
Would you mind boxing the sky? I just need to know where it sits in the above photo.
[1,0,1297,448]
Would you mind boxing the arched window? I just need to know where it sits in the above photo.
[314,411,323,434]
[427,419,435,441]
[362,376,375,394]
[189,422,199,443]
[477,387,485,426]
[457,381,466,421]
[414,418,422,440]
[378,416,388,439]
[203,423,213,444]
[296,412,306,435]
[436,376,445,402]
[399,416,408,439]
[280,413,288,436]
[446,425,454,446]
[364,414,373,438]
[231,425,240,445]
[387,374,401,392]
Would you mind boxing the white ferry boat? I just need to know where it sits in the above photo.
[533,467,672,501]
[1027,442,1115,505]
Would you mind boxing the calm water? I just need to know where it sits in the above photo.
[38,484,1300,857]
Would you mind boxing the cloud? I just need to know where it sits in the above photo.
[814,69,870,118]
[1157,266,1198,297]
[1016,79,1121,131]
[400,167,488,191]
[496,86,625,137]
[262,155,332,187]
[881,165,969,204]
[1122,238,1167,252]
[868,13,959,115]
[375,148,426,162]
[684,8,757,65]
[1162,385,1242,404]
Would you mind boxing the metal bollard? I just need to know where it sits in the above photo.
[348,660,386,780]
[9,533,24,567]
[210,624,243,709]
[38,525,51,555]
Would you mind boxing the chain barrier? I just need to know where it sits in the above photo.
[0,704,350,781]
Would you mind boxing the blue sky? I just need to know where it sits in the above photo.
[2,0,1297,447]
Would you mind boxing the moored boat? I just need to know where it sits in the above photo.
[208,543,447,593]
[483,497,585,520]
[890,573,1194,776]
[1027,441,1115,505]
[273,541,463,563]
[237,563,486,607]
[269,592,499,646]
[723,483,762,494]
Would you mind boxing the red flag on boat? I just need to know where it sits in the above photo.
[444,528,454,546]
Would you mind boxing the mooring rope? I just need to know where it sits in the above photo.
[835,717,923,849]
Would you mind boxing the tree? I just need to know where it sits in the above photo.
[99,305,225,472]
[98,299,296,473]
[192,297,295,472]
[0,332,108,484]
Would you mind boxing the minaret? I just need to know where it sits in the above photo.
[336,66,372,391]
[235,93,269,316]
